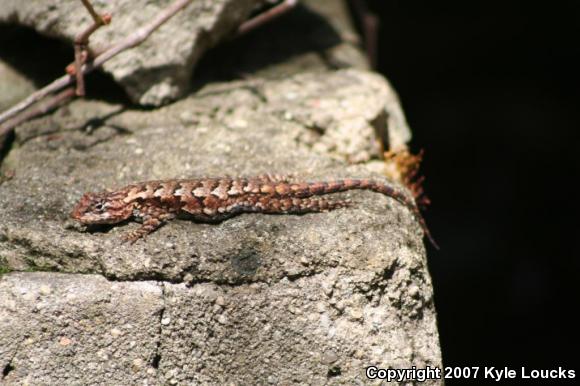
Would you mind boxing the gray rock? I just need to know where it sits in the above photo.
[157,271,440,384]
[0,68,440,384]
[0,272,164,385]
[0,0,263,105]
[0,1,441,383]
[0,262,440,385]
[0,60,35,112]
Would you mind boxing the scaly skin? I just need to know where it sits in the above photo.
[71,175,437,247]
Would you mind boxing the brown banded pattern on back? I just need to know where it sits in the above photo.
[71,176,437,247]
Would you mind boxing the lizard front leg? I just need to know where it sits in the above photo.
[121,203,176,243]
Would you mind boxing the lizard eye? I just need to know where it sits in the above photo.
[94,201,106,212]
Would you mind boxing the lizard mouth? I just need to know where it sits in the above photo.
[70,211,116,224]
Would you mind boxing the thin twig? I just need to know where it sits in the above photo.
[81,0,107,25]
[0,0,192,126]
[75,0,112,96]
[87,0,192,67]
[0,88,76,138]
[0,76,73,126]
[237,0,298,36]
[66,47,103,76]
[75,15,112,95]
[74,43,86,96]
[75,13,112,46]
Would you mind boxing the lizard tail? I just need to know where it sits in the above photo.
[299,179,439,249]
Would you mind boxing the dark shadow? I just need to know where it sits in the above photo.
[0,24,132,105]
[0,24,71,87]
[77,107,131,134]
[83,67,132,105]
[2,362,14,378]
[327,366,342,378]
[83,221,130,235]
[366,0,580,373]
[192,3,344,88]
[0,130,14,162]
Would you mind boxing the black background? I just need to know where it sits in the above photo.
[364,0,579,379]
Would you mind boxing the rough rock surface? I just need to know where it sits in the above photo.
[0,67,440,385]
[0,69,416,281]
[0,273,163,385]
[0,0,263,105]
[0,60,35,112]
[0,1,441,384]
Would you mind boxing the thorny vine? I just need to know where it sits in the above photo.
[0,0,298,144]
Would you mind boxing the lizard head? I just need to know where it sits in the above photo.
[71,191,133,225]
